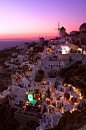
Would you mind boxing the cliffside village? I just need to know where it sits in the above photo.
[0,23,86,130]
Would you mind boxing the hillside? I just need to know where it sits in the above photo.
[53,61,86,130]
[58,61,86,98]
[0,97,39,130]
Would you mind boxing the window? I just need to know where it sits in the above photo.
[42,91,43,93]
[62,88,64,92]
[34,84,36,86]
[28,85,30,87]
[38,84,39,86]
[31,90,33,92]
[29,90,30,92]
[44,86,45,88]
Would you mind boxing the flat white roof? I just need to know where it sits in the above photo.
[47,78,56,82]
[31,81,41,84]
[69,91,79,98]
[65,104,74,110]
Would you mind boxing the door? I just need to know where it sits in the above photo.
[51,65,52,69]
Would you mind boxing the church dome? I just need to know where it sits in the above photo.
[79,23,86,32]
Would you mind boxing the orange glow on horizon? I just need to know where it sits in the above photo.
[0,32,60,39]
[0,24,79,40]
[0,0,85,40]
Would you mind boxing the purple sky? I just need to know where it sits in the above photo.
[0,0,86,39]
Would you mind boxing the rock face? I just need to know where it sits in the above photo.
[58,62,86,98]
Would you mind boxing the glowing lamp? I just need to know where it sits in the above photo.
[28,94,37,104]
[28,94,33,101]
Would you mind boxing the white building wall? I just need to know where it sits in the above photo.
[27,79,56,97]
[19,78,30,88]
[42,58,68,69]
[17,55,26,62]
[41,57,49,68]
[60,29,66,37]
[50,80,55,93]
[60,98,68,106]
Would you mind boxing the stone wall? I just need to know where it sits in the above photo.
[61,53,82,60]
[14,111,40,125]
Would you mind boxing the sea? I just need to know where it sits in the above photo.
[0,40,38,51]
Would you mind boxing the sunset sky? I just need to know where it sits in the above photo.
[0,0,86,39]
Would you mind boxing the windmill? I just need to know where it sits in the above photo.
[54,22,60,37]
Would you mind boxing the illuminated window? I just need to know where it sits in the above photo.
[28,94,33,101]
[83,51,86,55]
[28,94,37,104]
